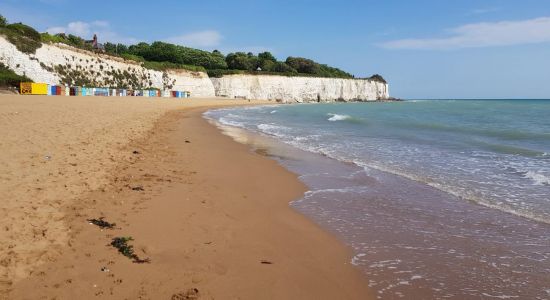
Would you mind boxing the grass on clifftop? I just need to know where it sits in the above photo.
[0,19,42,54]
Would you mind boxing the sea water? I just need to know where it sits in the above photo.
[205,100,550,299]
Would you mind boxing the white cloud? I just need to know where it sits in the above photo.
[45,20,137,44]
[166,30,222,47]
[380,17,550,50]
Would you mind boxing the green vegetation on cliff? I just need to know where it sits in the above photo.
[0,17,42,54]
[0,63,32,87]
[0,14,386,82]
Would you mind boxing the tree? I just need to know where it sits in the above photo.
[285,57,320,74]
[271,62,297,73]
[226,52,252,70]
[260,60,275,71]
[258,51,276,62]
[0,14,7,27]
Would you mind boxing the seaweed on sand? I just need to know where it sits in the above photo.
[110,236,150,263]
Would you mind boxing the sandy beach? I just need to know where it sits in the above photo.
[0,95,371,299]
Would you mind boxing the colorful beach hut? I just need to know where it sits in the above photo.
[20,83,48,95]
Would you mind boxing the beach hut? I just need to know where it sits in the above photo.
[65,86,70,96]
[46,84,51,96]
[20,82,48,95]
[94,88,109,97]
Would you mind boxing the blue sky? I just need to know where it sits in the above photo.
[1,0,550,99]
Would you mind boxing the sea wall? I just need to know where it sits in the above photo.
[0,36,216,97]
[210,75,389,102]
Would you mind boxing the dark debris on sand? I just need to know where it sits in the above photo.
[171,288,200,300]
[87,217,116,229]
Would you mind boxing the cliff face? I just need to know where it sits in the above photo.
[0,37,216,97]
[0,36,389,102]
[211,75,389,102]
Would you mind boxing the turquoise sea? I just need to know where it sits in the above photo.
[205,100,550,299]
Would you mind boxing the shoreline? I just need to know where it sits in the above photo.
[206,102,550,299]
[2,96,372,299]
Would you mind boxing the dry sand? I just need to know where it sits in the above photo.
[0,95,371,299]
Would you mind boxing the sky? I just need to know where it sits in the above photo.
[1,0,550,99]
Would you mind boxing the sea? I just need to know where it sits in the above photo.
[204,99,550,300]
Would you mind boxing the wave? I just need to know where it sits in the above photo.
[277,139,550,225]
[402,121,550,142]
[327,113,352,121]
[204,107,550,225]
[326,113,367,125]
[522,171,550,186]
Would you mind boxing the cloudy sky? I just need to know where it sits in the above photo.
[1,0,550,99]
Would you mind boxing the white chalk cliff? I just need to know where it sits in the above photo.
[0,37,216,97]
[0,36,389,101]
[211,75,388,102]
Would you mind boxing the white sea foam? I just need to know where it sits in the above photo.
[217,117,245,128]
[327,113,352,121]
[351,253,367,266]
[270,110,277,114]
[523,171,550,186]
[481,293,519,299]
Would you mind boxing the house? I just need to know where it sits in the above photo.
[86,34,105,52]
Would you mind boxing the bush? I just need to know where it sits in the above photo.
[270,61,297,73]
[225,52,253,70]
[41,32,67,44]
[120,53,145,63]
[6,23,40,41]
[142,61,206,72]
[368,74,386,83]
[0,14,7,27]
[127,41,227,70]
[285,57,320,74]
[208,68,327,78]
[0,22,42,54]
[0,63,32,87]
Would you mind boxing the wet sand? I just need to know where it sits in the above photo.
[1,95,371,299]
